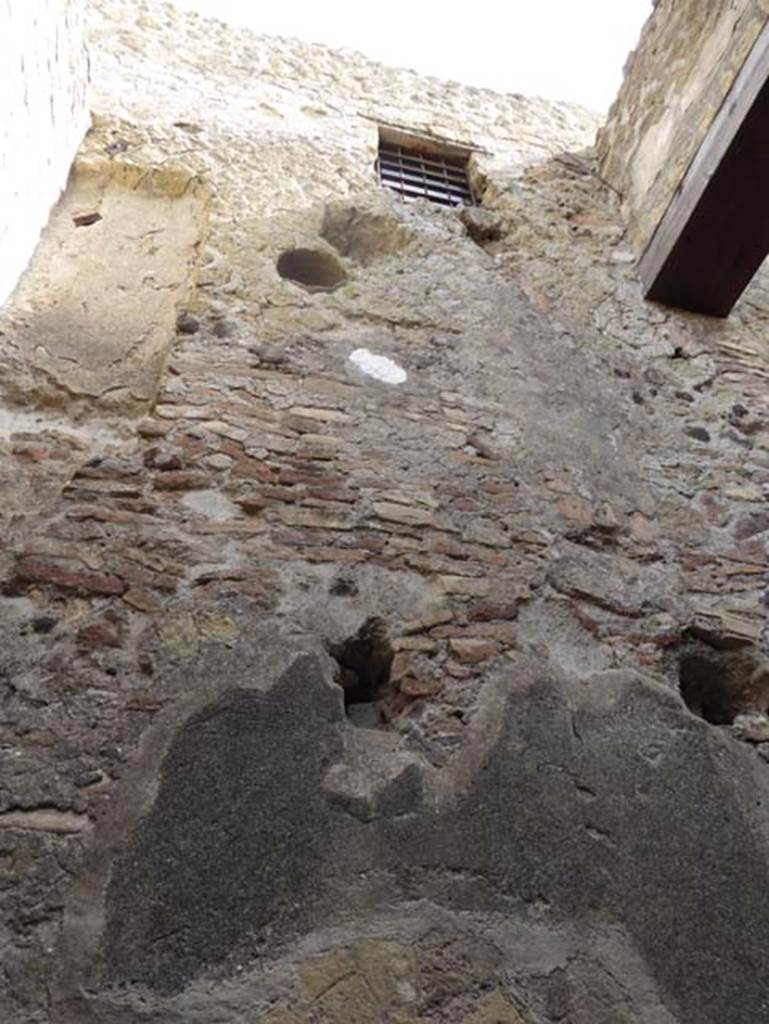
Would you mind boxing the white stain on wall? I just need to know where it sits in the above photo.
[348,348,407,385]
[0,0,90,307]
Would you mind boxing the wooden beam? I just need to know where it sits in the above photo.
[639,20,769,318]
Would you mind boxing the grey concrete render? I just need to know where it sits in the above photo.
[52,646,769,1022]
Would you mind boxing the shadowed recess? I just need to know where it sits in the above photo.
[276,247,347,291]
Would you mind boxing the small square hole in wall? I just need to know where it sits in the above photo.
[376,128,475,208]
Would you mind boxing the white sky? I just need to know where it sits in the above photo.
[170,0,652,112]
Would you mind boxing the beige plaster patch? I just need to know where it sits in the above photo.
[0,160,208,415]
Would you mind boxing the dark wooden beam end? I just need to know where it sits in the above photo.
[640,22,769,318]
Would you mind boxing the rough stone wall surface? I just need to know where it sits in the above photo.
[4,2,769,1023]
[86,0,600,298]
[597,0,769,253]
[0,0,90,307]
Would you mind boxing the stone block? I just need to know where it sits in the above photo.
[438,576,490,597]
[373,502,436,528]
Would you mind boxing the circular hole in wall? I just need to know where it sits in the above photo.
[276,248,347,291]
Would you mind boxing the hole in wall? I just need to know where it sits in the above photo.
[678,633,769,725]
[31,616,57,635]
[72,212,103,227]
[459,206,503,247]
[276,248,346,291]
[329,575,359,597]
[320,199,414,264]
[328,617,394,728]
[679,651,737,724]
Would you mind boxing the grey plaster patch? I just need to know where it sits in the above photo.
[101,655,348,994]
[0,163,208,415]
[59,654,769,1023]
[180,488,240,521]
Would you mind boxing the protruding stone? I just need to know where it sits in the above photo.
[448,638,500,663]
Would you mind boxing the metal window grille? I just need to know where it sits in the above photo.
[376,140,474,208]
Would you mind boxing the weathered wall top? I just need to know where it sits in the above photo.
[0,0,90,306]
[87,0,600,229]
[597,0,769,254]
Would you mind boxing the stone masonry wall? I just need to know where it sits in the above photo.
[0,0,90,307]
[4,3,769,1023]
[597,0,769,253]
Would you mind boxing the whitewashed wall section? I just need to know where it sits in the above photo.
[0,0,89,306]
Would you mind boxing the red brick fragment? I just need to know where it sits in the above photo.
[123,588,162,613]
[307,486,358,504]
[636,652,660,668]
[302,547,368,563]
[699,492,728,526]
[556,495,594,524]
[16,559,125,596]
[432,536,469,559]
[444,659,482,679]
[571,602,602,636]
[726,540,768,565]
[389,651,411,681]
[143,448,184,471]
[479,479,520,495]
[680,551,716,570]
[629,511,658,543]
[448,638,500,663]
[643,631,681,649]
[77,622,121,648]
[74,460,140,480]
[110,560,178,593]
[67,504,155,525]
[468,602,520,622]
[173,435,209,458]
[259,485,301,503]
[237,497,267,515]
[116,497,159,514]
[453,499,482,512]
[432,623,516,642]
[399,675,442,698]
[137,419,171,438]
[231,457,273,482]
[430,536,507,569]
[12,444,51,462]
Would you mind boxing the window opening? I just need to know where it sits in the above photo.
[376,138,474,208]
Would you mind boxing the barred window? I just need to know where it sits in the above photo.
[376,136,474,208]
